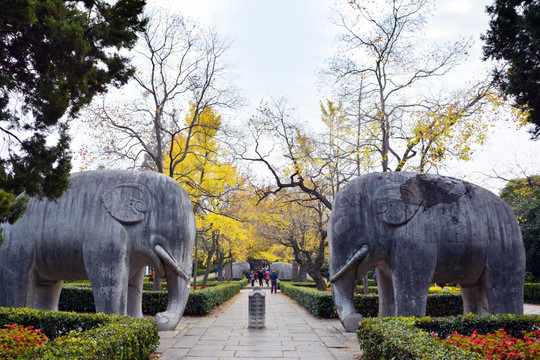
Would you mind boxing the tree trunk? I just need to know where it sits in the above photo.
[291,262,300,282]
[192,237,198,290]
[298,262,308,282]
[201,263,213,289]
[201,236,217,289]
[363,273,369,295]
[309,268,327,291]
[216,249,224,282]
[152,275,162,291]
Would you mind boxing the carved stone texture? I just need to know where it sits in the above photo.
[248,286,266,329]
[0,170,196,331]
[102,183,152,224]
[328,172,526,332]
[231,261,250,278]
[270,262,293,280]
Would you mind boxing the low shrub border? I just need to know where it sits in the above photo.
[280,282,463,318]
[357,314,540,359]
[525,283,540,304]
[0,307,158,359]
[59,280,246,316]
[279,282,336,318]
[184,282,242,316]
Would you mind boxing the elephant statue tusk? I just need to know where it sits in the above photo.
[330,244,370,283]
[154,244,190,282]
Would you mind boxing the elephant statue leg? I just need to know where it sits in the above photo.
[85,239,130,315]
[484,265,524,314]
[460,284,489,314]
[127,267,145,318]
[391,243,434,317]
[331,268,362,332]
[34,276,64,310]
[375,266,395,317]
[0,241,36,308]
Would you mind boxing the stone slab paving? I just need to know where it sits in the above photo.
[157,291,540,360]
[157,289,362,359]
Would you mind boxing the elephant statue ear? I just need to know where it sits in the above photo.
[102,184,152,224]
[373,185,420,226]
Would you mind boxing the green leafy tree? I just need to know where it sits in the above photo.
[500,176,540,281]
[0,0,147,232]
[483,0,540,139]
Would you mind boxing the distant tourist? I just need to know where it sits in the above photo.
[270,270,278,294]
[257,269,264,286]
[265,270,270,286]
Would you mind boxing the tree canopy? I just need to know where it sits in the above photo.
[323,0,497,173]
[500,175,540,281]
[0,0,147,227]
[483,0,540,139]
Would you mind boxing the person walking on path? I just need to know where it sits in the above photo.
[257,268,264,286]
[270,269,278,294]
[265,269,270,286]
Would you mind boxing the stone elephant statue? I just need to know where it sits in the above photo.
[0,170,196,331]
[328,172,525,332]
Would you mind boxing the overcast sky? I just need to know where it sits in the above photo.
[137,0,540,192]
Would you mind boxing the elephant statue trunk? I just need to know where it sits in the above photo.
[329,245,370,283]
[153,244,191,331]
[154,244,190,282]
[154,264,190,331]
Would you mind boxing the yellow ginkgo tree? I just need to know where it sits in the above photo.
[165,104,253,287]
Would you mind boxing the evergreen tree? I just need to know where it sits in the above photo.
[500,176,540,281]
[483,0,540,139]
[0,0,147,230]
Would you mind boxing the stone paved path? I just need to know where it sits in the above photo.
[157,288,361,359]
[157,289,540,360]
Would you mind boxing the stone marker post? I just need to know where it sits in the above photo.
[248,286,265,328]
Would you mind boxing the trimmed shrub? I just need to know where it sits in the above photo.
[184,283,242,316]
[525,283,540,303]
[60,279,247,315]
[0,307,158,360]
[281,282,463,319]
[280,282,335,318]
[357,314,540,360]
[355,285,378,294]
[58,285,95,313]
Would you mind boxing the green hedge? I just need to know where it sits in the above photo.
[280,282,336,318]
[0,307,158,359]
[280,283,463,319]
[59,280,246,316]
[357,314,540,360]
[524,283,540,303]
[184,283,242,316]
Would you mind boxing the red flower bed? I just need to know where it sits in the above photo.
[435,329,540,359]
[0,323,49,359]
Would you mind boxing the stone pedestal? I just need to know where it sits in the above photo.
[248,286,265,328]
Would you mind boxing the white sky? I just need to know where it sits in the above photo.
[119,0,540,193]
